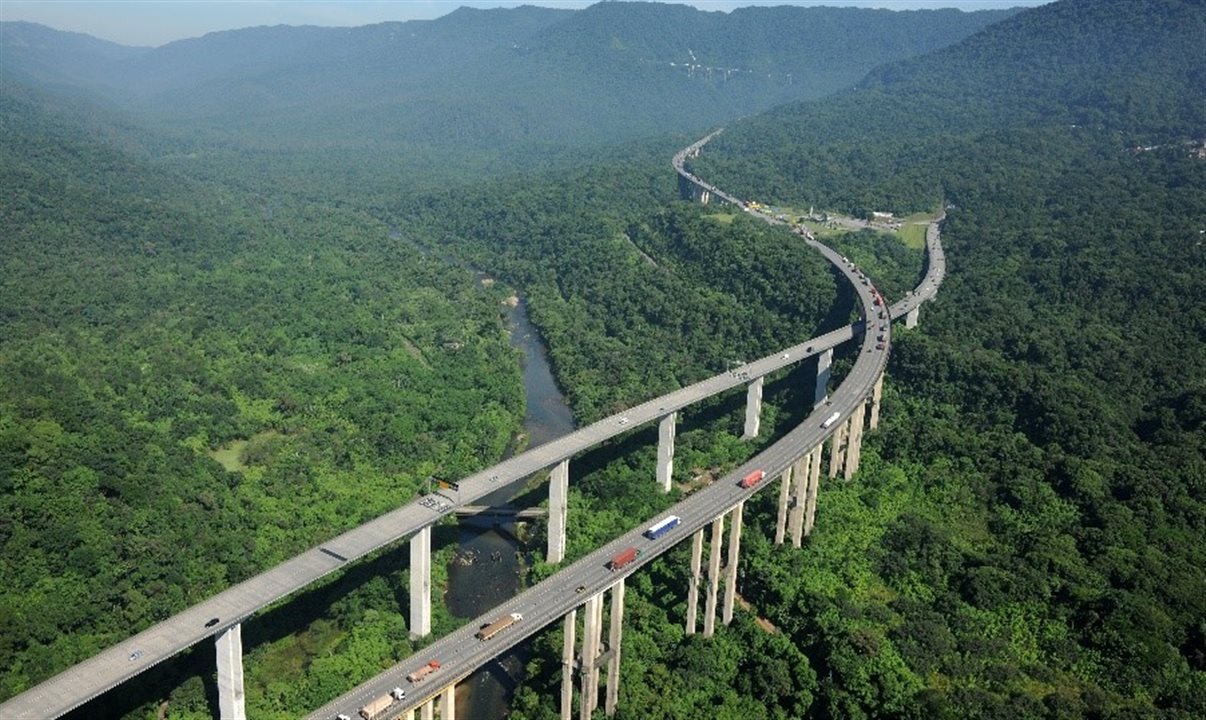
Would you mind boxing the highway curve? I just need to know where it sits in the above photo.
[306,136,945,720]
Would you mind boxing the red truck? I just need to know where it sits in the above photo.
[608,547,640,571]
[739,469,766,489]
[407,660,441,683]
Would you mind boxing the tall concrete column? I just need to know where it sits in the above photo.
[774,466,793,545]
[215,623,246,720]
[842,416,857,480]
[409,525,432,638]
[906,306,920,328]
[440,685,455,720]
[548,459,569,564]
[869,374,884,430]
[591,594,605,713]
[703,515,725,638]
[814,348,833,407]
[743,377,764,439]
[657,412,676,493]
[561,609,577,720]
[853,407,863,475]
[580,592,604,720]
[789,454,811,548]
[421,698,434,720]
[827,421,846,478]
[804,445,822,536]
[844,405,866,480]
[605,579,626,716]
[722,501,744,625]
[685,528,704,635]
[403,709,416,720]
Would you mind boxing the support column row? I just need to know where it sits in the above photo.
[774,445,823,549]
[685,502,745,638]
[562,580,626,720]
[411,688,452,720]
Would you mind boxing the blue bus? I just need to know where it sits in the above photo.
[644,515,681,540]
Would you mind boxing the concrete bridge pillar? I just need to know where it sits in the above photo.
[703,514,725,638]
[421,698,434,720]
[215,623,246,720]
[580,591,604,720]
[657,412,676,493]
[548,459,569,564]
[804,445,822,536]
[843,405,866,480]
[827,421,846,479]
[700,189,711,205]
[869,374,883,430]
[409,526,432,638]
[842,416,857,480]
[722,501,744,625]
[743,377,764,439]
[685,528,704,635]
[774,465,793,545]
[814,348,833,407]
[789,454,811,548]
[906,306,920,329]
[561,608,577,720]
[440,685,456,719]
[605,579,626,716]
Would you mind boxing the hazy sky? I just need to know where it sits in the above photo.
[2,0,1049,47]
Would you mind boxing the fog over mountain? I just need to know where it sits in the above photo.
[1,2,1018,157]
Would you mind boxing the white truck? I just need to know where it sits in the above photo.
[822,412,841,429]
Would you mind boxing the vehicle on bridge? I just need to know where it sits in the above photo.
[407,660,441,683]
[822,412,841,429]
[358,688,401,720]
[644,515,681,540]
[739,469,766,489]
[476,612,523,641]
[608,547,641,571]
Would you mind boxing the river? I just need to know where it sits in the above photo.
[443,297,575,718]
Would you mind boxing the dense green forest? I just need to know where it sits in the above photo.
[3,0,1205,718]
[0,84,528,711]
[496,2,1206,719]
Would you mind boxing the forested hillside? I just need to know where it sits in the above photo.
[0,3,1016,187]
[402,161,841,423]
[4,0,1203,718]
[0,83,527,709]
[486,0,1204,717]
[694,0,1206,215]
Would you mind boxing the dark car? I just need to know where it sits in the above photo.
[205,617,221,628]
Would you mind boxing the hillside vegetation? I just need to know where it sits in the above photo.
[0,84,526,708]
[0,3,1015,190]
[4,1,1204,718]
[493,0,1202,717]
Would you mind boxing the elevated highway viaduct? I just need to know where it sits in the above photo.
[306,137,945,720]
[0,132,943,720]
